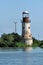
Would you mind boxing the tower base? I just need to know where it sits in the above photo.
[25,39,33,46]
[22,38,33,46]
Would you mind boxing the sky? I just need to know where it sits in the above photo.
[0,0,43,40]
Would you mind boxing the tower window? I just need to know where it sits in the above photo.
[29,35,31,37]
[22,35,24,37]
[23,26,24,29]
[28,27,30,29]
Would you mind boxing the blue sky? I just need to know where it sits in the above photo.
[0,0,43,40]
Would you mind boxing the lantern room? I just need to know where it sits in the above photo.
[22,11,29,23]
[22,11,29,17]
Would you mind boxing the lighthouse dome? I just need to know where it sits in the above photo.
[23,11,29,14]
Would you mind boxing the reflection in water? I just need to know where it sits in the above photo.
[24,47,33,52]
[0,47,43,65]
[22,47,33,65]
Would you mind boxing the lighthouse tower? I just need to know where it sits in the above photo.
[22,11,33,46]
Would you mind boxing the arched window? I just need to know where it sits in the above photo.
[28,27,30,29]
[29,35,31,37]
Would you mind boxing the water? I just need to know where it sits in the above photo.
[0,47,43,65]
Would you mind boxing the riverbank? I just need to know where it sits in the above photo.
[0,32,43,48]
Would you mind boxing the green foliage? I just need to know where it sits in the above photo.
[0,32,43,48]
[0,32,22,47]
[32,37,40,47]
[15,42,27,48]
[39,40,43,48]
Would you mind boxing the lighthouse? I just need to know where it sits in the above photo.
[22,11,33,46]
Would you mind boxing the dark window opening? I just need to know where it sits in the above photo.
[29,35,31,37]
[28,27,30,29]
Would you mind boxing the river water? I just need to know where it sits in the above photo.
[0,47,43,65]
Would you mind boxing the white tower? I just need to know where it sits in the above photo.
[22,11,33,46]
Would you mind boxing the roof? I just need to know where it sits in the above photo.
[22,11,29,14]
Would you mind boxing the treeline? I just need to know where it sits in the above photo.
[0,32,22,47]
[0,32,43,48]
[32,37,43,48]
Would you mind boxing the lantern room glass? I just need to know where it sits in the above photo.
[22,12,29,18]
